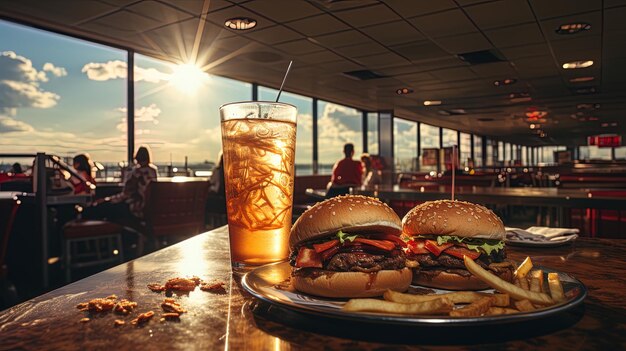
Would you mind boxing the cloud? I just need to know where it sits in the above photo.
[0,51,47,82]
[42,62,67,77]
[82,60,169,83]
[0,51,61,109]
[116,104,161,132]
[0,80,59,108]
[317,103,362,163]
[0,114,34,133]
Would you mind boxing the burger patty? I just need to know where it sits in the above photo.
[413,248,507,270]
[326,252,406,272]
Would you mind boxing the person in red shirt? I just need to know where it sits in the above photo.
[327,143,363,198]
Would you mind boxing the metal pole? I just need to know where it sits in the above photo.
[312,98,318,174]
[127,50,135,164]
[36,152,48,289]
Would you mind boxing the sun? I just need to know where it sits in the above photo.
[168,63,209,95]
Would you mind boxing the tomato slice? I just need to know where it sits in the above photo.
[445,246,481,260]
[424,240,454,256]
[295,247,322,268]
[368,234,407,248]
[320,245,340,261]
[313,239,339,253]
[353,238,395,251]
[407,239,429,254]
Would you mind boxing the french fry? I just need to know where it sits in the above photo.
[514,299,536,312]
[548,273,566,303]
[485,307,519,315]
[449,296,494,317]
[514,256,533,279]
[463,256,554,306]
[342,298,454,315]
[519,277,530,291]
[490,293,510,307]
[530,270,545,292]
[384,290,480,304]
[529,276,541,293]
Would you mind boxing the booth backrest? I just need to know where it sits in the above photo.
[143,181,210,237]
[0,197,19,271]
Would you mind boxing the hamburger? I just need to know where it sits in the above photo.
[402,200,514,290]
[289,195,412,298]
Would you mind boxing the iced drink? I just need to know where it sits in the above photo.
[220,102,297,270]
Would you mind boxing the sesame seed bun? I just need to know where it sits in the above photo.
[293,268,412,298]
[402,200,505,241]
[411,268,513,291]
[289,195,402,248]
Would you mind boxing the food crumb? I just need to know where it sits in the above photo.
[79,318,90,323]
[114,299,138,315]
[147,283,166,292]
[114,319,125,327]
[200,281,226,293]
[131,311,155,325]
[161,299,186,314]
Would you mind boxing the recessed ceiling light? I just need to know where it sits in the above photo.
[570,76,595,83]
[396,88,413,95]
[423,100,442,106]
[539,131,547,138]
[224,17,257,30]
[562,60,593,69]
[529,124,540,129]
[556,23,591,35]
[494,78,517,86]
[577,103,600,110]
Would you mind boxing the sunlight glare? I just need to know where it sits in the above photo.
[169,63,209,95]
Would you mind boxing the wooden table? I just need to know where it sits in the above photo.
[1,226,624,350]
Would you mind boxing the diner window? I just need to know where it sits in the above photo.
[317,100,362,174]
[367,112,379,155]
[473,135,483,167]
[485,138,495,166]
[614,147,626,160]
[441,128,457,148]
[522,146,528,165]
[393,118,417,172]
[460,132,471,168]
[259,87,313,175]
[504,142,511,164]
[420,123,440,172]
[0,20,126,174]
[134,54,251,176]
[579,146,612,160]
[498,141,504,162]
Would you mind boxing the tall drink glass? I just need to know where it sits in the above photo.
[220,101,297,271]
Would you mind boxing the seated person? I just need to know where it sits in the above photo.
[326,143,363,198]
[84,145,158,224]
[72,154,96,195]
[361,153,382,189]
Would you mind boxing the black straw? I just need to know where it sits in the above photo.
[276,60,293,102]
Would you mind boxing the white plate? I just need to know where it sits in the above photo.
[241,262,587,326]
[506,234,578,247]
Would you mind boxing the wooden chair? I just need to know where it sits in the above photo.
[143,181,210,247]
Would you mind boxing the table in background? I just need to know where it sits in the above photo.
[1,226,624,349]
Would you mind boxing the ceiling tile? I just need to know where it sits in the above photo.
[158,0,232,14]
[335,41,388,57]
[285,14,350,36]
[605,6,626,30]
[242,0,322,22]
[354,52,408,68]
[395,71,437,82]
[604,29,626,59]
[333,4,400,27]
[378,65,421,76]
[465,0,534,30]
[471,61,518,78]
[313,0,380,11]
[485,23,545,48]
[390,41,451,62]
[127,1,193,23]
[512,56,560,78]
[433,32,491,54]
[500,43,551,60]
[430,67,478,81]
[83,9,161,33]
[243,25,303,45]
[528,0,601,19]
[383,0,458,18]
[550,35,601,62]
[408,9,477,38]
[274,39,325,55]
[8,0,117,25]
[360,21,425,46]
[313,30,371,48]
[298,50,344,64]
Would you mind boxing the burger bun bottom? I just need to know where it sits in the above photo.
[292,268,412,298]
[412,268,513,291]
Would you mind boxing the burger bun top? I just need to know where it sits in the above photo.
[290,195,402,248]
[402,200,505,241]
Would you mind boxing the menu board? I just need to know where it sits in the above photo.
[588,135,621,148]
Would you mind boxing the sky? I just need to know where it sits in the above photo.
[0,19,379,172]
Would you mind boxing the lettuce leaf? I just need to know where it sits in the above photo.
[435,235,504,255]
[337,230,357,244]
